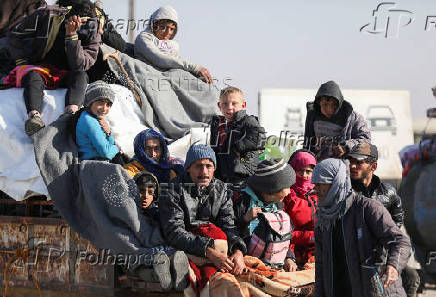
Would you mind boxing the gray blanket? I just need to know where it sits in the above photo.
[101,44,219,141]
[33,115,169,269]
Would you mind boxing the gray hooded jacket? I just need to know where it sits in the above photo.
[134,6,201,73]
[303,81,371,158]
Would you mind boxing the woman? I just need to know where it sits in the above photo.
[134,6,213,83]
[123,129,183,183]
[283,150,318,267]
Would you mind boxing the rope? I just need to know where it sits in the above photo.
[0,246,43,297]
[102,51,143,107]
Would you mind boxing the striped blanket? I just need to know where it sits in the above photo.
[185,256,315,297]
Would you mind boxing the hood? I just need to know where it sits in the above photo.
[134,129,170,166]
[147,6,178,39]
[314,80,344,114]
[133,170,160,198]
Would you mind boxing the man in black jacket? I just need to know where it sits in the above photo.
[347,142,420,297]
[159,144,247,275]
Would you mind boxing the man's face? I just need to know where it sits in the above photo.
[187,159,215,187]
[217,92,246,121]
[348,157,377,181]
[319,97,338,118]
[313,183,331,203]
[153,20,176,40]
[145,138,162,162]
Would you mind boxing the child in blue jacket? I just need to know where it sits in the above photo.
[76,80,122,163]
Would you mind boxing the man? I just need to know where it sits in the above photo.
[347,143,420,297]
[123,129,183,182]
[159,144,246,275]
[312,158,410,297]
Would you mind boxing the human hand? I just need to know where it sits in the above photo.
[65,15,82,35]
[284,258,297,272]
[244,207,262,222]
[332,145,345,158]
[230,250,246,275]
[206,247,234,272]
[198,67,213,84]
[382,265,398,288]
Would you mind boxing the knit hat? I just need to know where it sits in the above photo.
[184,144,216,171]
[247,158,296,194]
[84,80,116,108]
[347,142,378,161]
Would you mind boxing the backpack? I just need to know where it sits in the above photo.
[248,210,293,268]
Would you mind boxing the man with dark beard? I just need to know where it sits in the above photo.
[347,142,420,297]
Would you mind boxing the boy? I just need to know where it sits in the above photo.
[303,80,371,160]
[210,86,266,186]
[133,171,159,224]
[233,158,297,271]
[9,0,101,136]
[133,171,190,292]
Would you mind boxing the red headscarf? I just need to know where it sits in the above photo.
[290,152,317,195]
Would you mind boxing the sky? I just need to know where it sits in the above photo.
[52,0,436,119]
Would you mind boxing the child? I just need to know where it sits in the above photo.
[8,0,101,136]
[303,80,371,160]
[133,171,159,225]
[133,171,190,292]
[284,150,318,268]
[75,81,123,164]
[233,158,297,271]
[210,86,266,186]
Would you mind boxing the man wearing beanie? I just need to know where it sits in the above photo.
[159,144,247,278]
[233,158,298,271]
[312,158,410,297]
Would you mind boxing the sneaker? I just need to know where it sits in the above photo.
[170,251,190,291]
[152,251,172,291]
[25,115,45,136]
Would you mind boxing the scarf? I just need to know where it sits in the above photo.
[133,129,173,183]
[290,152,316,195]
[242,187,278,235]
[312,159,353,231]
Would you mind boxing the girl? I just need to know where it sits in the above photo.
[284,150,318,268]
[75,80,123,164]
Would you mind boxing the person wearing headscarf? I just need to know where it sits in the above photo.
[312,158,410,297]
[283,150,318,267]
[134,6,213,83]
[123,129,183,183]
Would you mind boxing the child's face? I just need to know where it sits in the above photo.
[89,99,112,119]
[138,185,155,210]
[218,92,246,121]
[296,165,315,180]
[153,20,176,40]
[262,188,291,203]
[319,97,338,118]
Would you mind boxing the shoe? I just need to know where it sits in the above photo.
[25,115,45,136]
[152,251,172,291]
[170,251,190,291]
